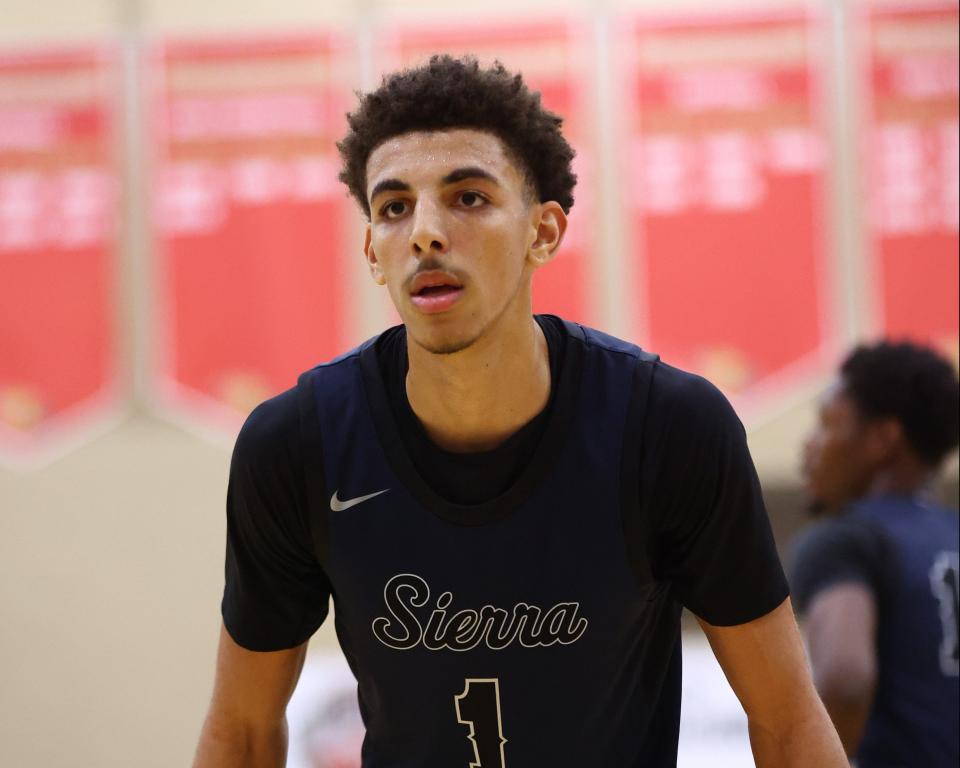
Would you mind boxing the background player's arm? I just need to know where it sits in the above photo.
[801,582,877,757]
[193,623,307,768]
[698,597,848,768]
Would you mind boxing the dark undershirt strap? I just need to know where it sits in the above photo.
[620,351,661,589]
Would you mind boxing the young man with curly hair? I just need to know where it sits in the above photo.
[793,341,960,766]
[194,56,846,767]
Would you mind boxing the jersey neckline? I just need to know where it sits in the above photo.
[358,316,585,526]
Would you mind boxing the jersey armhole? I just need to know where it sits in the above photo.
[621,351,660,590]
[297,368,330,569]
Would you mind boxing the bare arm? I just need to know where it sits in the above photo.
[698,597,848,768]
[802,583,877,757]
[193,623,308,768]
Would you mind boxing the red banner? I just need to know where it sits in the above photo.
[150,36,357,429]
[860,1,959,365]
[375,20,598,325]
[619,10,837,409]
[0,47,120,465]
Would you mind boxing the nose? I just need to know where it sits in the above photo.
[409,197,449,256]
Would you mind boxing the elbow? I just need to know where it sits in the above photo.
[814,658,876,709]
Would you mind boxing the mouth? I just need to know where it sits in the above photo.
[409,270,465,314]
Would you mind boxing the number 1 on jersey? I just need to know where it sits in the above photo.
[455,678,507,768]
[930,551,960,676]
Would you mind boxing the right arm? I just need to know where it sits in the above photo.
[197,387,332,765]
[802,582,877,757]
[193,624,308,768]
[790,518,888,758]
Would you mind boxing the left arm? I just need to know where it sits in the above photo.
[698,597,847,768]
[640,372,846,765]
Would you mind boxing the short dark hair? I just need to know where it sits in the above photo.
[337,55,577,218]
[841,340,960,466]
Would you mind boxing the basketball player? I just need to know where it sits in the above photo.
[193,56,845,767]
[792,341,960,766]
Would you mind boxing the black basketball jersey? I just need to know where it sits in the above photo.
[792,496,960,767]
[222,316,789,767]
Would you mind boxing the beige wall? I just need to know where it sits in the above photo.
[1,1,956,766]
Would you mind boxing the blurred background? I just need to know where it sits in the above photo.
[0,0,957,765]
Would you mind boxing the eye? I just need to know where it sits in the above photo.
[457,191,487,208]
[380,200,409,219]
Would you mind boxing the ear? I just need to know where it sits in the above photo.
[526,201,567,269]
[363,224,386,286]
[864,417,904,463]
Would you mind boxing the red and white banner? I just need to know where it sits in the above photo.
[375,20,599,326]
[149,36,357,431]
[859,1,959,365]
[0,47,120,466]
[619,10,838,411]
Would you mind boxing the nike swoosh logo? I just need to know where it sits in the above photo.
[330,488,390,512]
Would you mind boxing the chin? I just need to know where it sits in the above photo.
[422,337,477,355]
[805,489,849,518]
[408,323,483,356]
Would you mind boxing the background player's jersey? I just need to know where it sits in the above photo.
[222,317,789,767]
[792,496,960,768]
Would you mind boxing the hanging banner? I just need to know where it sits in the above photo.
[375,20,599,326]
[860,1,959,365]
[150,36,357,430]
[0,47,120,467]
[619,10,837,410]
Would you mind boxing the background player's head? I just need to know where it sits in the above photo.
[337,55,577,354]
[803,340,960,515]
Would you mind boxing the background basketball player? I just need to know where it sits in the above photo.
[793,340,960,766]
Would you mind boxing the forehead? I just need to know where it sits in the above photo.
[818,380,858,421]
[365,129,522,191]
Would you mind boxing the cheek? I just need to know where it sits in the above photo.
[465,223,526,280]
[821,435,852,466]
[823,436,870,485]
[372,230,408,275]
[810,433,849,476]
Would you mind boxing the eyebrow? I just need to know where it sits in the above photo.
[368,166,501,205]
[441,166,500,186]
[369,178,410,203]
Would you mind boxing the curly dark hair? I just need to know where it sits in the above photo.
[337,55,577,219]
[841,340,960,466]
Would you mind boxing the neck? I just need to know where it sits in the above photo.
[867,462,937,500]
[405,313,550,453]
[817,455,938,519]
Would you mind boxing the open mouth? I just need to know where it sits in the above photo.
[409,271,464,314]
[415,284,459,297]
